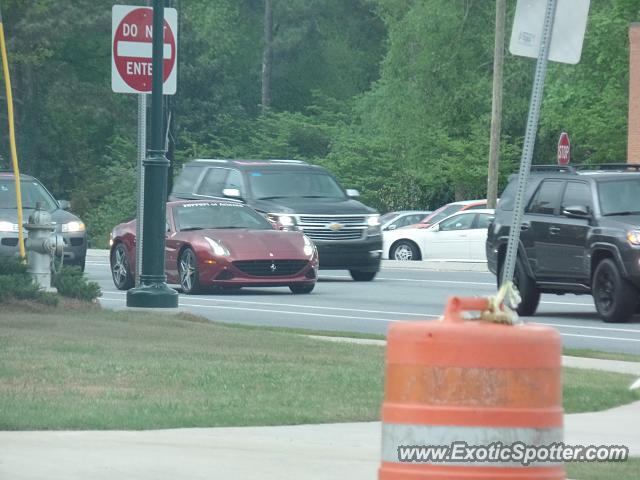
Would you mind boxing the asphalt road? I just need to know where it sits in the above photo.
[87,255,640,355]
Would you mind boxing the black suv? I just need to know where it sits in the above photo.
[487,164,640,323]
[169,159,382,281]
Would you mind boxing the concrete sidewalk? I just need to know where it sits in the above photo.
[1,399,639,480]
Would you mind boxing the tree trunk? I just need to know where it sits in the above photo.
[261,0,273,114]
[487,0,506,209]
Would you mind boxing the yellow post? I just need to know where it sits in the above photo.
[0,5,25,258]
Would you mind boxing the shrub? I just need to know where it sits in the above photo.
[0,258,59,306]
[52,266,102,302]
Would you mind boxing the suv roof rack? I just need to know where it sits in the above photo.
[574,163,640,172]
[530,165,577,173]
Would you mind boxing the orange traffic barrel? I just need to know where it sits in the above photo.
[379,296,564,479]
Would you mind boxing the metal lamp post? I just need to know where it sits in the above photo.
[127,0,178,308]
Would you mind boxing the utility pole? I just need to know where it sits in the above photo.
[261,0,273,114]
[127,0,178,308]
[487,0,506,209]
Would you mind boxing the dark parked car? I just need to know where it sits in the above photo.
[0,172,87,270]
[487,164,640,323]
[169,159,382,281]
[110,200,319,294]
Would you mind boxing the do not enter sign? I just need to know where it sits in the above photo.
[557,132,571,166]
[112,6,177,95]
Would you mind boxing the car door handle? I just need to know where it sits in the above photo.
[520,222,531,231]
[549,226,561,234]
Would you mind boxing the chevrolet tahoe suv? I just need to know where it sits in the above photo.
[487,164,640,323]
[169,159,382,281]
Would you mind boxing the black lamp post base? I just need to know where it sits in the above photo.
[127,283,179,308]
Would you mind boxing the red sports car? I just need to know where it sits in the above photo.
[110,200,319,294]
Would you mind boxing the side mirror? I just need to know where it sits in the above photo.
[346,189,360,198]
[563,205,591,219]
[430,224,441,232]
[386,224,397,231]
[222,188,242,199]
[58,200,71,210]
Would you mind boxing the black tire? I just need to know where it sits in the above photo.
[110,244,134,290]
[592,258,637,323]
[179,248,201,294]
[391,240,420,261]
[349,270,377,282]
[499,258,540,316]
[289,283,315,294]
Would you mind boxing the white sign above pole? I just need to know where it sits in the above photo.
[509,0,590,64]
[112,5,178,95]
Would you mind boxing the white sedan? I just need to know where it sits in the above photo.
[382,209,495,261]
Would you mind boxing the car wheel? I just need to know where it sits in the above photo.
[349,270,377,281]
[592,259,637,323]
[179,248,201,294]
[391,240,420,261]
[110,244,134,290]
[289,283,315,294]
[499,258,540,316]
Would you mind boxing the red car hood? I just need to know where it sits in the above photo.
[192,229,307,259]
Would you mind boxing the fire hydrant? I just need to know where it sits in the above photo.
[25,202,64,291]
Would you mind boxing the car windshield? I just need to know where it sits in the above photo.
[173,202,273,231]
[0,178,59,211]
[598,179,640,216]
[249,171,346,200]
[422,204,463,225]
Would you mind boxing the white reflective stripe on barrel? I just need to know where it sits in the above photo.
[382,423,563,467]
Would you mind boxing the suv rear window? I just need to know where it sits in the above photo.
[527,180,563,215]
[173,167,203,194]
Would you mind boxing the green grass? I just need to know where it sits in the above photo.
[0,309,638,430]
[566,457,640,480]
[563,348,640,363]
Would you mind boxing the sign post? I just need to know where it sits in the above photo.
[500,0,590,313]
[112,4,178,308]
[557,132,571,165]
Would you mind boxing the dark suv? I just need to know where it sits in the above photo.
[487,164,640,323]
[169,159,382,281]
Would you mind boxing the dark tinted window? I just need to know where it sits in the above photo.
[598,179,640,216]
[562,182,592,211]
[198,168,229,196]
[527,180,563,215]
[173,167,204,194]
[224,169,244,191]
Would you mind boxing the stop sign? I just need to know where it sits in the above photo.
[557,132,570,165]
[112,6,177,95]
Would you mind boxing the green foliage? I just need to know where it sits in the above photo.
[52,266,101,302]
[1,0,638,225]
[0,258,58,306]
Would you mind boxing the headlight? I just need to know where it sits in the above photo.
[0,221,18,232]
[204,236,230,256]
[627,230,640,245]
[303,235,315,256]
[367,215,381,236]
[267,213,297,230]
[61,221,85,233]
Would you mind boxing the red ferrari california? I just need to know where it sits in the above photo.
[109,200,319,294]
